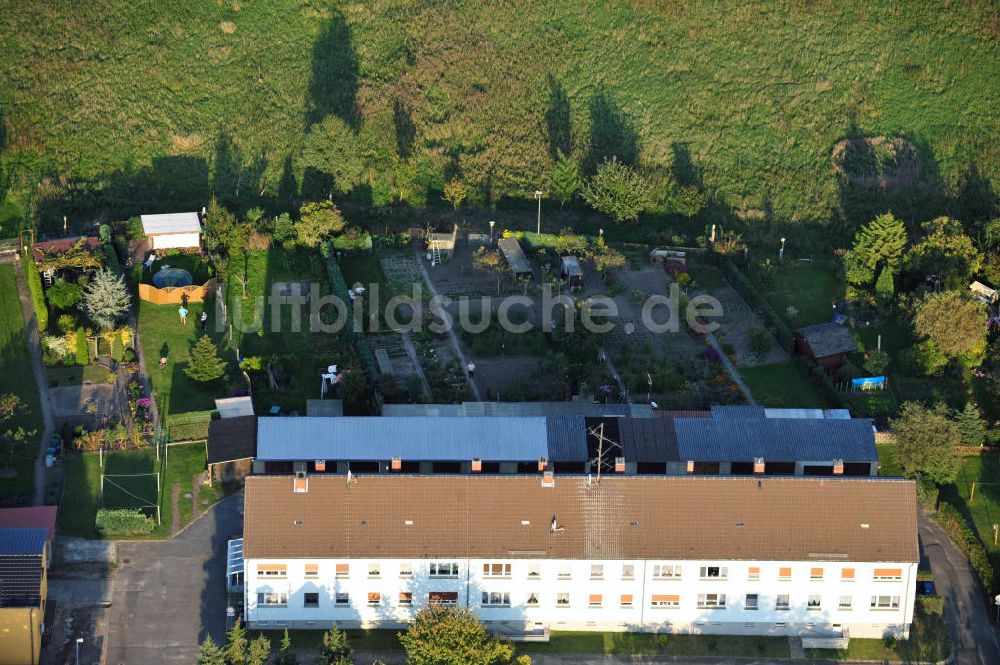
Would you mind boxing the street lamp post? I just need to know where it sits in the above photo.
[76,637,84,665]
[995,594,1000,623]
[489,220,495,243]
[779,237,786,262]
[534,190,543,235]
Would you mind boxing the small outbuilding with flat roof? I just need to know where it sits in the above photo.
[141,212,202,250]
[794,322,857,371]
[498,237,532,278]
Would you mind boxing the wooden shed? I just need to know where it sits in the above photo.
[498,237,532,278]
[561,255,583,289]
[794,322,857,372]
[141,212,202,250]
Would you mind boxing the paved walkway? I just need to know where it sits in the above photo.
[400,330,432,399]
[706,332,756,406]
[919,509,1000,665]
[414,248,483,401]
[12,258,56,506]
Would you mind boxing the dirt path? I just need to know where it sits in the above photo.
[413,248,483,401]
[170,482,180,535]
[706,332,757,405]
[12,258,57,506]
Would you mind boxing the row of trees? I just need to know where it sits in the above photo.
[198,609,532,665]
[890,400,987,486]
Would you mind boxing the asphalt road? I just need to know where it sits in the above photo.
[104,492,243,665]
[918,509,1000,665]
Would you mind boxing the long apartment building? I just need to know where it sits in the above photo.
[242,474,917,639]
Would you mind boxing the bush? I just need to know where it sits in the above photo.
[915,477,939,510]
[95,508,155,536]
[935,503,994,597]
[46,280,83,310]
[23,253,48,331]
[56,313,77,335]
[749,329,772,355]
[75,328,89,366]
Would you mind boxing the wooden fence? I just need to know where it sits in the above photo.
[138,278,215,305]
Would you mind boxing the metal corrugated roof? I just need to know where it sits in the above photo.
[256,416,551,462]
[0,528,46,555]
[674,417,877,462]
[545,417,588,461]
[381,401,651,418]
[498,238,531,274]
[140,212,202,235]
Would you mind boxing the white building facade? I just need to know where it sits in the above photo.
[242,475,918,640]
[245,557,915,639]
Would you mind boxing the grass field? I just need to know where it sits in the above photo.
[44,364,113,388]
[1,2,996,232]
[0,265,43,501]
[263,629,788,658]
[58,441,222,539]
[941,454,1000,568]
[138,297,232,415]
[764,261,843,327]
[741,362,829,408]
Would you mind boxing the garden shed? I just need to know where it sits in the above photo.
[140,212,202,250]
[970,280,997,305]
[794,322,857,371]
[561,255,583,289]
[31,236,102,284]
[498,237,532,278]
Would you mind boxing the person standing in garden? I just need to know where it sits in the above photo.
[178,304,188,325]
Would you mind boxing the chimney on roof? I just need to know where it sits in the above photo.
[315,459,326,472]
[391,457,402,471]
[833,459,844,475]
[293,471,308,493]
[614,457,625,473]
[471,458,482,473]
[686,460,695,474]
[753,457,765,474]
[541,470,555,488]
[538,457,548,472]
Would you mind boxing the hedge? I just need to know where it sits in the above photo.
[934,502,994,598]
[95,508,155,536]
[166,410,215,442]
[23,252,48,331]
[503,230,589,255]
[722,259,794,351]
[320,245,378,383]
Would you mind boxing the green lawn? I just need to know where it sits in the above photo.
[876,443,903,477]
[44,364,114,388]
[1,2,995,230]
[226,246,361,414]
[806,596,949,661]
[764,262,843,327]
[0,264,43,502]
[940,454,1000,567]
[261,629,787,658]
[58,441,222,539]
[138,296,232,416]
[741,362,830,408]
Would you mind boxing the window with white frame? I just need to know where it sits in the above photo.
[304,563,318,579]
[699,566,727,580]
[557,565,571,580]
[697,593,726,609]
[776,594,790,610]
[258,564,287,578]
[368,562,380,578]
[481,591,511,607]
[838,595,852,610]
[807,595,822,610]
[653,564,682,579]
[872,568,903,581]
[556,592,570,607]
[335,592,350,606]
[483,563,511,578]
[620,593,634,608]
[870,595,900,610]
[368,592,382,607]
[526,592,539,607]
[399,562,413,578]
[429,591,458,606]
[590,564,604,579]
[257,592,287,606]
[430,562,459,578]
[588,593,603,608]
[621,564,635,580]
[398,592,413,606]
[335,563,349,579]
[745,593,758,610]
[747,566,760,580]
[527,564,540,579]
[304,592,319,608]
[650,594,679,608]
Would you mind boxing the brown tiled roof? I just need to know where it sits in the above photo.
[243,475,917,563]
[31,236,102,262]
[0,506,58,541]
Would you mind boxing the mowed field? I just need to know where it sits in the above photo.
[0,0,997,226]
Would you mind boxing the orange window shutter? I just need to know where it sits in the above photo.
[259,564,287,572]
[399,592,412,601]
[620,594,633,604]
[748,566,760,575]
[336,563,349,575]
[779,567,791,577]
[589,594,602,603]
[368,593,381,603]
[841,568,855,580]
[874,568,902,577]
[305,563,318,574]
[652,594,679,602]
[810,567,823,577]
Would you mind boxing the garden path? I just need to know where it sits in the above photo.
[413,248,483,401]
[706,332,756,405]
[13,258,56,505]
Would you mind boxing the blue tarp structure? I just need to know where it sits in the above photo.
[852,376,886,390]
